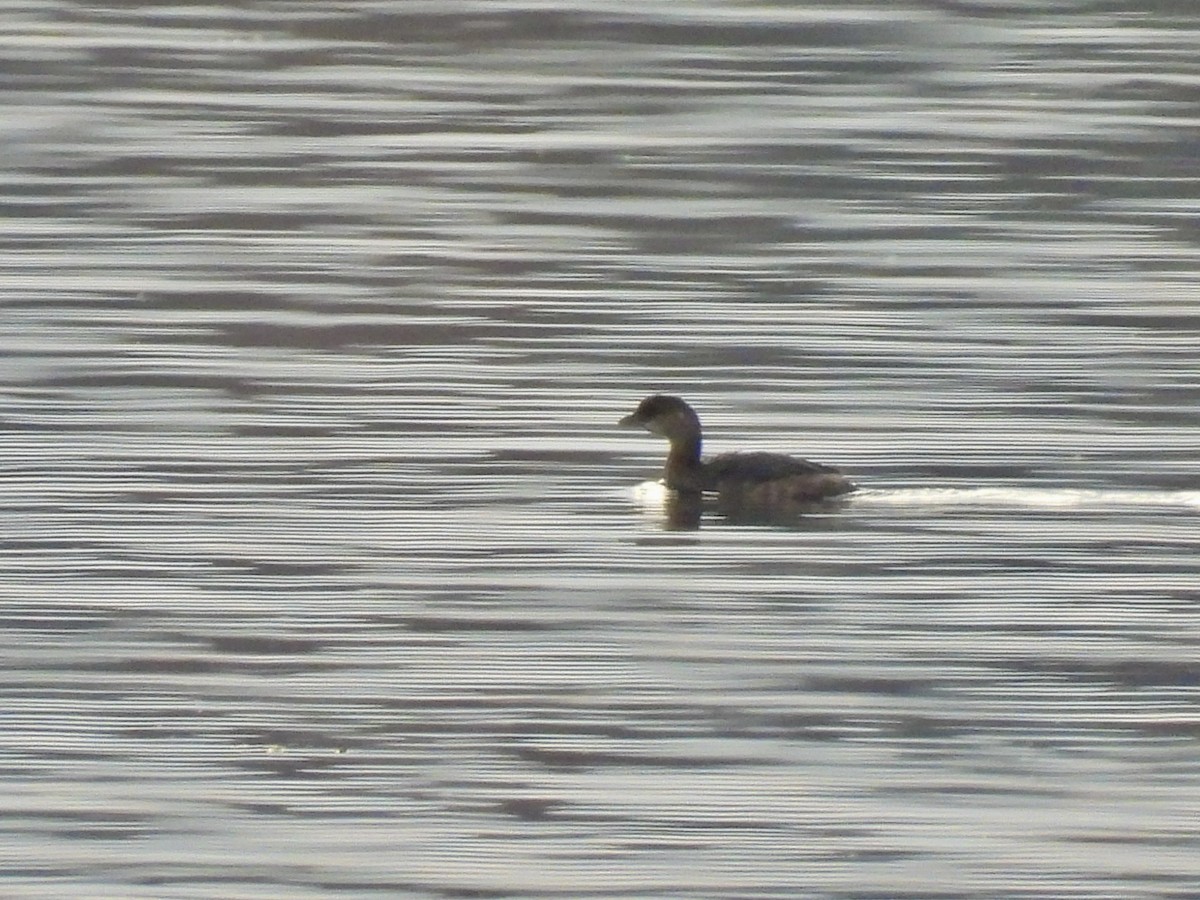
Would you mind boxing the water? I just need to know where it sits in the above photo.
[2,2,1199,897]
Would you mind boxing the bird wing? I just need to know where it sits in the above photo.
[704,452,841,483]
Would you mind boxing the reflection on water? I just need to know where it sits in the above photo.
[629,479,862,530]
[2,1,1199,898]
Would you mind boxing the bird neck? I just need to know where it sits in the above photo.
[664,434,704,491]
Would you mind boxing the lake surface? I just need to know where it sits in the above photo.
[2,2,1198,897]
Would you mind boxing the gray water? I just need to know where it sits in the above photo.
[2,2,1199,898]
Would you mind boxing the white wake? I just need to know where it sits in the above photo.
[628,481,1200,513]
[850,487,1200,511]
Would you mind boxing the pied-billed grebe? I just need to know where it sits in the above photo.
[619,394,855,505]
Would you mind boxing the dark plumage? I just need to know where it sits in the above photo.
[619,394,854,506]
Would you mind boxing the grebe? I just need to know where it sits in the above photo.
[619,394,854,507]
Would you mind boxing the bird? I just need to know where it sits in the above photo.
[619,394,855,509]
